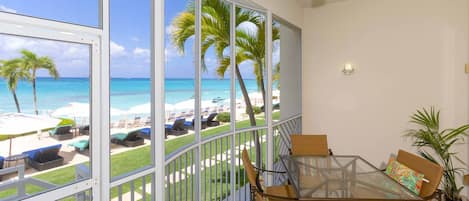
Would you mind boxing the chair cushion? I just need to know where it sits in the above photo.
[70,140,89,151]
[385,157,424,195]
[0,156,4,169]
[140,128,151,135]
[184,121,193,127]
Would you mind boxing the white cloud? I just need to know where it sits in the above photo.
[0,34,90,77]
[110,41,126,57]
[165,25,175,35]
[204,56,217,66]
[0,5,16,13]
[164,45,179,61]
[133,47,150,57]
[238,22,258,33]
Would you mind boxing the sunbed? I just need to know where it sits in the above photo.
[203,113,220,127]
[22,144,64,171]
[111,129,144,147]
[49,125,74,140]
[69,139,89,152]
[165,118,188,136]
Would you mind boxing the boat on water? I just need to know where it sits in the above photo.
[211,97,225,103]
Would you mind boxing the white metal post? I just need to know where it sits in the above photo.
[265,10,274,186]
[195,0,203,200]
[230,2,237,200]
[96,0,110,200]
[152,0,166,200]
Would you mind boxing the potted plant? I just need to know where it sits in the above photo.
[405,107,469,201]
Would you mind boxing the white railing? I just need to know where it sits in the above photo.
[162,115,301,201]
[0,115,300,201]
[0,165,56,201]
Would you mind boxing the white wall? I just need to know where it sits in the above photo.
[279,23,302,119]
[249,0,304,28]
[302,0,469,193]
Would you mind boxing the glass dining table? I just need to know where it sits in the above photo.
[279,155,423,201]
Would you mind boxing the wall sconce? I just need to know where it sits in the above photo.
[343,63,355,75]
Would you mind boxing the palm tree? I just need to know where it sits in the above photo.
[234,20,280,106]
[171,0,266,166]
[20,49,58,115]
[273,62,280,90]
[0,59,30,113]
[171,0,261,126]
[405,107,469,201]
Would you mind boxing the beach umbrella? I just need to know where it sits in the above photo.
[173,99,195,112]
[165,103,174,111]
[52,102,126,118]
[0,113,60,156]
[127,103,175,114]
[127,103,150,115]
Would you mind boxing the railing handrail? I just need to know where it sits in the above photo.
[165,115,301,166]
[272,114,302,127]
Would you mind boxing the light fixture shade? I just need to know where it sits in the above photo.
[343,63,354,75]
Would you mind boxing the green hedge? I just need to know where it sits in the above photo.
[216,112,230,122]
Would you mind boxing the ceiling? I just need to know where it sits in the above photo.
[296,0,345,8]
[296,0,326,7]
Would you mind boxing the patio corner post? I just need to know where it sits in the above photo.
[194,0,203,199]
[265,10,274,186]
[96,0,111,200]
[152,0,166,200]
[229,1,237,200]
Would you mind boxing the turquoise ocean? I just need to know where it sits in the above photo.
[0,78,260,114]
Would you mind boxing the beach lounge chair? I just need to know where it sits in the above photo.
[22,144,64,171]
[79,125,90,135]
[49,125,73,140]
[69,139,90,152]
[203,113,220,127]
[111,129,144,147]
[138,127,169,139]
[165,118,188,136]
[0,156,4,169]
[138,127,153,139]
[184,116,207,130]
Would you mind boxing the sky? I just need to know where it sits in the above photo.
[0,0,268,79]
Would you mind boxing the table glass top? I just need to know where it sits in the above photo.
[279,155,422,200]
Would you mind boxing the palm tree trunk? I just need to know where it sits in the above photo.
[259,68,266,109]
[235,64,262,167]
[236,65,256,127]
[32,71,38,115]
[12,91,21,113]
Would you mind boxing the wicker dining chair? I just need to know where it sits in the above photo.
[241,149,297,201]
[464,174,469,186]
[289,134,332,156]
[396,150,444,200]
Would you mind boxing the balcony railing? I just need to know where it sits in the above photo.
[163,115,301,201]
[0,115,300,201]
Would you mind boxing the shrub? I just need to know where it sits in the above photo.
[247,106,262,115]
[217,112,230,122]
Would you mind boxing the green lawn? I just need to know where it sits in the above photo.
[0,112,280,200]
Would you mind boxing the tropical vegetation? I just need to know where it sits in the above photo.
[20,49,59,115]
[0,49,58,115]
[0,59,30,113]
[405,107,469,201]
[171,0,279,167]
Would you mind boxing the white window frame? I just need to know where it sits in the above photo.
[0,11,106,201]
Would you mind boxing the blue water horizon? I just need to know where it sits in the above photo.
[0,77,261,114]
